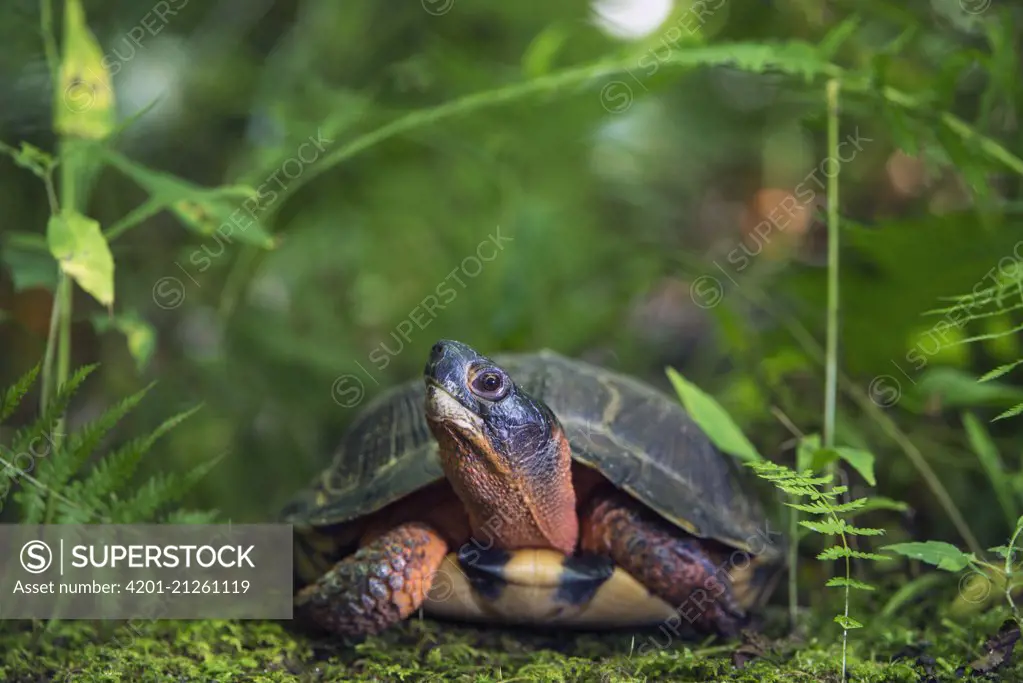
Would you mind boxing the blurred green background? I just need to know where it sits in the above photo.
[1,0,1022,559]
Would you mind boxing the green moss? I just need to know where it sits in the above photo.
[0,607,1017,682]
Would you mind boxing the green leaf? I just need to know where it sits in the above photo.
[91,312,156,372]
[963,412,1018,528]
[993,403,1023,422]
[882,541,974,572]
[800,519,846,535]
[834,615,863,629]
[812,447,877,486]
[843,525,886,536]
[666,368,761,462]
[845,496,910,518]
[46,211,115,306]
[817,545,891,561]
[1,363,40,422]
[54,0,115,139]
[826,576,875,591]
[989,545,1013,559]
[979,359,1023,382]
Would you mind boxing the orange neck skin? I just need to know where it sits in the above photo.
[430,420,578,556]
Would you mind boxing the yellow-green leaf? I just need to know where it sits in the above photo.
[47,211,115,306]
[666,367,762,462]
[55,0,115,139]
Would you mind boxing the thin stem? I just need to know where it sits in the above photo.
[1005,524,1023,623]
[789,501,799,628]
[840,525,851,682]
[39,277,63,415]
[824,78,840,451]
[41,141,77,525]
[38,168,61,415]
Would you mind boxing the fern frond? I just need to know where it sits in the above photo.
[787,498,867,515]
[843,524,886,536]
[37,382,156,491]
[786,501,834,514]
[800,519,847,535]
[980,359,1023,383]
[834,615,863,629]
[0,363,40,422]
[993,403,1023,422]
[818,546,890,561]
[103,449,224,523]
[8,363,96,458]
[74,405,200,505]
[826,577,875,591]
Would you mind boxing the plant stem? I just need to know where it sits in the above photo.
[42,141,77,525]
[1005,523,1023,624]
[789,502,798,629]
[839,525,851,682]
[824,78,849,682]
[824,78,840,452]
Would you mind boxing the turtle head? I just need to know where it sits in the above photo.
[424,340,577,555]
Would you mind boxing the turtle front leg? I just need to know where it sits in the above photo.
[295,522,448,637]
[580,487,746,637]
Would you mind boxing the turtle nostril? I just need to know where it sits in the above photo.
[430,342,447,360]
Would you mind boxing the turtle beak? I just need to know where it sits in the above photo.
[424,339,490,412]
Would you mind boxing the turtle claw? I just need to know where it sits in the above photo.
[581,486,747,637]
[295,522,448,637]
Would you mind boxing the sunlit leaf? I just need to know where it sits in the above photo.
[666,367,761,462]
[46,211,114,306]
[54,0,115,139]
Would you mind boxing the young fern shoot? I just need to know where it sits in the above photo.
[748,461,887,675]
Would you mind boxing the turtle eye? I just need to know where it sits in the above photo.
[470,369,509,400]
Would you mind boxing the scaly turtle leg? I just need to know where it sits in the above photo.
[295,521,448,637]
[580,486,747,637]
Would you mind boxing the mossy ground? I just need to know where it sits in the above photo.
[1,604,1019,682]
